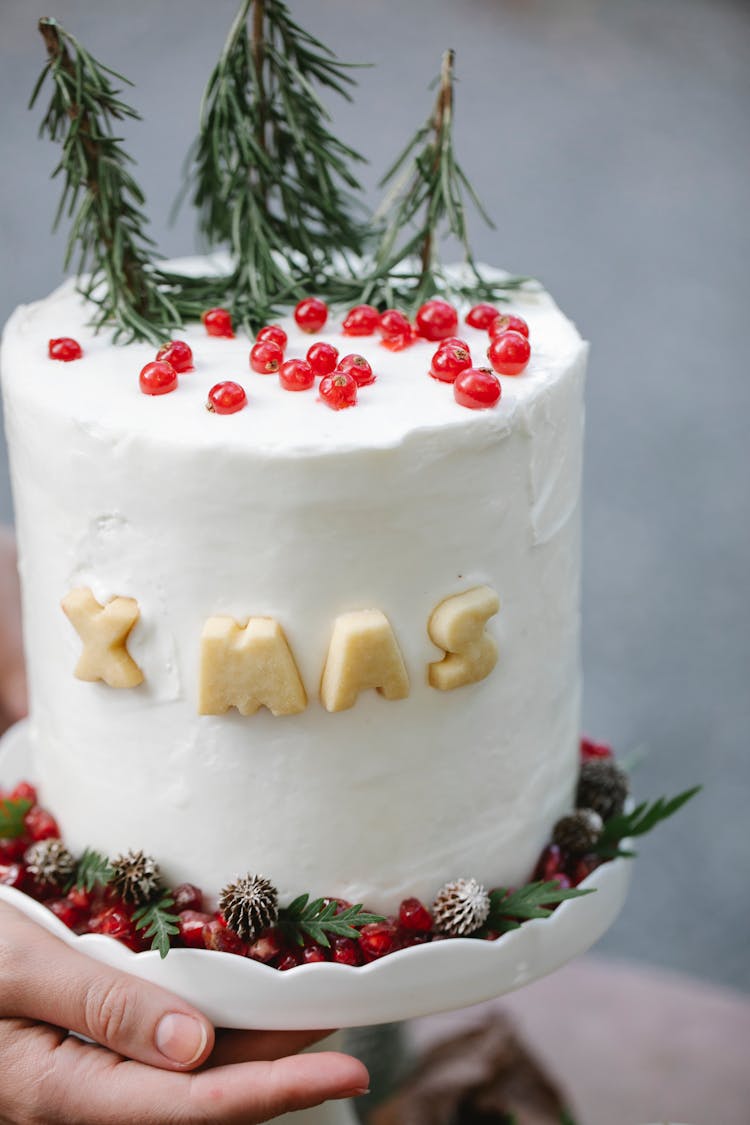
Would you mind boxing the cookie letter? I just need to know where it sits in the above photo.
[428,586,499,691]
[199,616,307,717]
[320,610,410,713]
[62,587,144,689]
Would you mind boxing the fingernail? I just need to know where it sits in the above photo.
[155,1012,208,1066]
[343,1087,370,1098]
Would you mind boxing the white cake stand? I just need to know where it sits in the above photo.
[0,721,632,1123]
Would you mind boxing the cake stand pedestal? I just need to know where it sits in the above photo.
[0,721,632,1124]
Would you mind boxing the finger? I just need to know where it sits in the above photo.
[0,901,214,1071]
[15,1030,369,1125]
[208,1028,335,1067]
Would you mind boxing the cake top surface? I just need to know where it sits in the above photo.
[2,260,586,458]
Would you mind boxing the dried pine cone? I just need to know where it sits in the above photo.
[220,873,278,942]
[432,877,490,937]
[552,809,604,855]
[577,759,630,821]
[110,849,162,904]
[24,839,76,888]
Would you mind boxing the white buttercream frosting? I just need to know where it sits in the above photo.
[1,262,587,911]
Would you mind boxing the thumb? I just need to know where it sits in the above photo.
[0,901,214,1070]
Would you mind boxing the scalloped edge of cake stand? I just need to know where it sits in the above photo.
[1,720,632,1030]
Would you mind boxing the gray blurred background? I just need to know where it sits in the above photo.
[1,1,748,991]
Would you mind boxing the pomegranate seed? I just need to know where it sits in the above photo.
[24,807,59,842]
[330,936,362,965]
[278,951,301,971]
[250,340,283,374]
[294,297,328,334]
[487,331,531,376]
[398,897,433,932]
[569,854,601,886]
[489,313,530,340]
[155,340,193,373]
[415,299,458,341]
[139,360,178,396]
[0,838,27,863]
[207,381,247,415]
[202,919,249,956]
[66,886,94,912]
[336,353,374,387]
[319,372,357,410]
[483,929,502,942]
[548,873,572,891]
[0,862,24,888]
[534,844,564,882]
[379,309,412,339]
[177,910,214,948]
[580,736,614,760]
[256,325,288,352]
[279,359,315,392]
[465,303,500,330]
[359,922,396,961]
[301,942,328,964]
[48,898,83,930]
[48,337,83,362]
[247,927,285,964]
[321,897,352,914]
[172,883,204,913]
[429,344,472,384]
[454,367,502,410]
[202,308,234,338]
[9,782,37,803]
[395,928,432,950]
[342,305,379,336]
[306,341,339,377]
[90,906,135,944]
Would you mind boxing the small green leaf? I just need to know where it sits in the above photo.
[0,797,32,839]
[594,786,701,860]
[279,897,385,949]
[484,880,595,936]
[72,848,114,893]
[132,894,180,959]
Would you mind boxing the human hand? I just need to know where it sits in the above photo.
[0,900,369,1124]
[0,529,26,734]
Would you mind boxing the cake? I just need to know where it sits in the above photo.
[0,267,587,915]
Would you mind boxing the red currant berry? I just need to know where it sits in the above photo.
[24,806,59,841]
[250,340,283,374]
[580,737,613,761]
[319,372,357,410]
[489,313,530,340]
[207,381,247,415]
[429,344,472,384]
[177,910,214,948]
[202,307,234,338]
[336,353,374,387]
[306,341,339,377]
[398,898,433,932]
[465,304,500,330]
[139,360,178,396]
[256,325,288,352]
[9,781,37,803]
[294,297,328,334]
[439,336,471,352]
[359,922,396,961]
[48,337,83,362]
[172,883,204,913]
[487,330,531,376]
[247,927,285,964]
[155,340,193,373]
[342,304,380,336]
[415,299,458,341]
[454,367,502,410]
[279,358,315,392]
[379,309,412,339]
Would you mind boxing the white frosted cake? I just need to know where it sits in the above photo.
[0,264,587,913]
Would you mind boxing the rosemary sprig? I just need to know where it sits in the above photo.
[594,786,701,860]
[345,50,529,311]
[481,880,595,937]
[182,0,368,330]
[30,18,181,345]
[72,847,114,893]
[0,797,32,839]
[279,894,385,948]
[132,894,180,959]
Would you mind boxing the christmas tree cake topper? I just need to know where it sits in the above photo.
[31,4,527,343]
